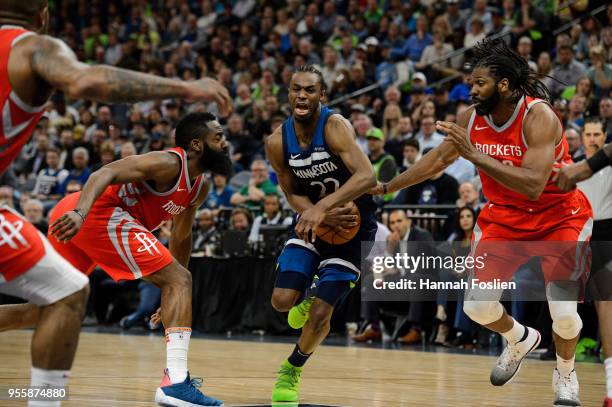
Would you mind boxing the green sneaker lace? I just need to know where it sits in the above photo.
[277,366,300,388]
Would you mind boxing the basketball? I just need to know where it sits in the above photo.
[316,202,361,245]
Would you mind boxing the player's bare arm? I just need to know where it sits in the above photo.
[170,179,209,268]
[265,128,358,231]
[372,109,467,195]
[556,143,612,191]
[295,115,376,242]
[50,152,182,242]
[12,35,231,114]
[442,103,558,200]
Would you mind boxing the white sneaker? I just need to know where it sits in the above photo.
[490,326,541,386]
[553,368,581,406]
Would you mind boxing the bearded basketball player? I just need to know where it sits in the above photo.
[0,1,230,406]
[373,39,593,406]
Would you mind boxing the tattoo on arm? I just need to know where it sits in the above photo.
[31,35,186,103]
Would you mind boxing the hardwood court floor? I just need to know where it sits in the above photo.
[0,330,606,406]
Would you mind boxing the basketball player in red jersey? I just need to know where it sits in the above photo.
[0,1,230,406]
[375,39,592,406]
[48,112,230,407]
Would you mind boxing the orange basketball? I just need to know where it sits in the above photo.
[316,202,361,245]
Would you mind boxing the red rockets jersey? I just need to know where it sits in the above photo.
[0,26,46,175]
[468,96,574,212]
[95,147,206,231]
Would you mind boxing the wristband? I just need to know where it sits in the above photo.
[586,149,612,173]
[72,209,86,222]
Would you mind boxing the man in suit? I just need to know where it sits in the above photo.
[353,209,434,343]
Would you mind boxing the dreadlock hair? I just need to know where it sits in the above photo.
[293,65,327,92]
[470,38,554,105]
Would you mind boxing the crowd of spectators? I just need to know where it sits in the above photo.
[1,0,610,345]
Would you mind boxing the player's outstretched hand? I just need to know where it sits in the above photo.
[185,78,233,117]
[50,210,84,243]
[554,161,592,191]
[436,121,477,161]
[324,203,359,230]
[296,204,327,243]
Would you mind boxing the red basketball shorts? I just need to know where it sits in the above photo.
[49,192,173,281]
[471,190,593,285]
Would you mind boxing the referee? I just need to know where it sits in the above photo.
[557,116,612,407]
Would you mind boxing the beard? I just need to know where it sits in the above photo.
[474,88,501,116]
[199,143,232,176]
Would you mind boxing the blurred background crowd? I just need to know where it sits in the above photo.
[1,0,610,353]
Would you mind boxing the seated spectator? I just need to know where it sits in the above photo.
[231,159,279,209]
[120,141,137,159]
[59,147,92,195]
[449,66,472,103]
[23,131,50,178]
[92,141,116,171]
[192,209,221,256]
[463,18,486,49]
[448,206,479,348]
[203,173,234,210]
[443,181,482,241]
[400,138,421,172]
[585,45,612,99]
[516,36,538,73]
[353,209,433,344]
[230,207,253,232]
[393,162,459,206]
[399,15,432,62]
[415,116,445,151]
[226,114,260,170]
[32,147,69,213]
[22,198,48,234]
[249,194,292,242]
[550,44,586,98]
[566,95,586,130]
[600,97,612,139]
[565,128,583,160]
[367,128,398,203]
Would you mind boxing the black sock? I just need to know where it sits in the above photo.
[287,344,312,367]
[516,326,529,343]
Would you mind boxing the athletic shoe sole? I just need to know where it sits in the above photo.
[155,388,224,407]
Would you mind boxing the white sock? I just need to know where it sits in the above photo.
[501,318,526,344]
[29,367,69,407]
[605,357,612,398]
[166,327,191,384]
[556,354,575,377]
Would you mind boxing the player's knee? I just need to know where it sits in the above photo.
[552,312,582,340]
[271,292,294,312]
[308,302,332,333]
[463,300,503,325]
[57,285,89,318]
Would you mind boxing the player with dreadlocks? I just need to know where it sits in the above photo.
[374,38,593,406]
